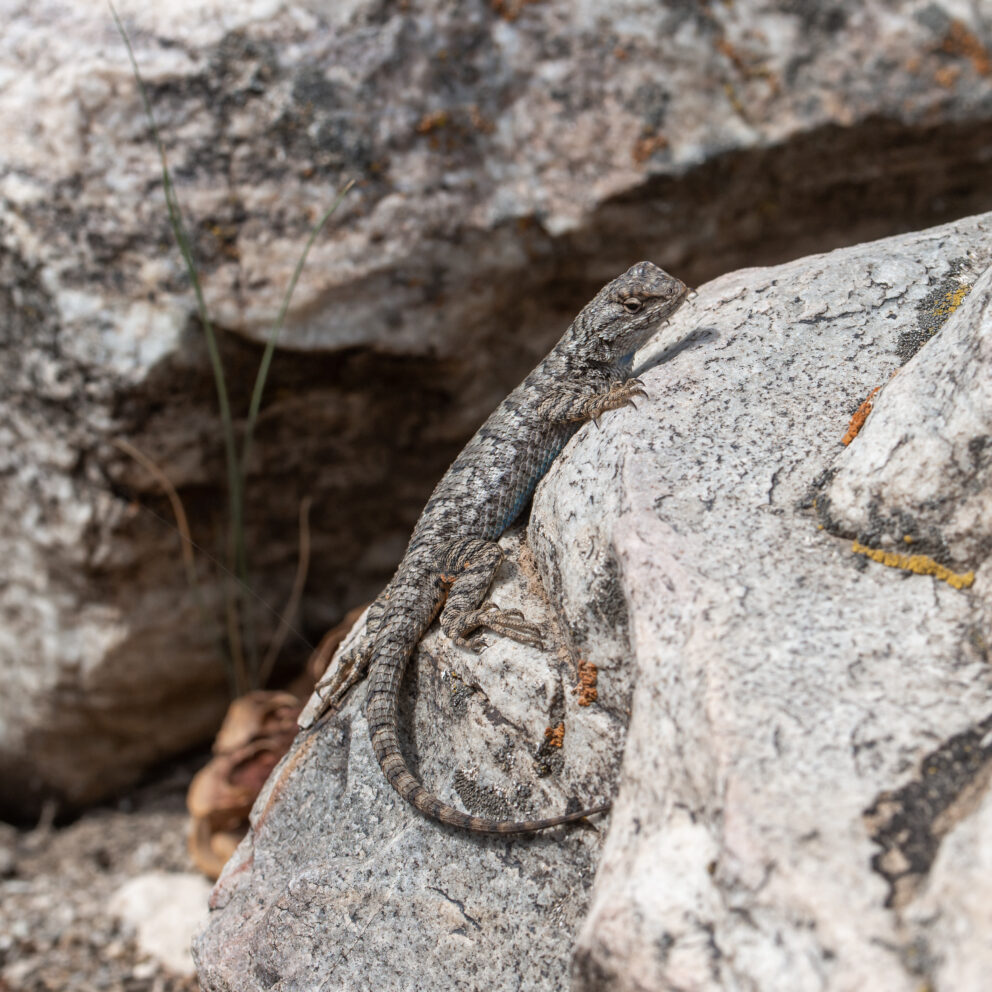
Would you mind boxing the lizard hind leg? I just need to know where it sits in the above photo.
[438,537,544,651]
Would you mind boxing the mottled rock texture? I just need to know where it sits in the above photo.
[197,214,992,991]
[558,214,992,992]
[3,0,992,814]
[820,261,992,569]
[196,530,616,992]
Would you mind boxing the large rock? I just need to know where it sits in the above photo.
[4,0,992,814]
[558,215,992,992]
[196,213,992,990]
[196,529,619,992]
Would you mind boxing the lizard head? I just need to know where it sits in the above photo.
[564,261,688,366]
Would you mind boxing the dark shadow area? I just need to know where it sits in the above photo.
[567,115,992,290]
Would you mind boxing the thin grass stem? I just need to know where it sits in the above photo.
[112,4,246,690]
[237,181,353,684]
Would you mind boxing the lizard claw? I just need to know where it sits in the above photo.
[452,632,489,652]
[308,645,370,719]
[445,604,544,651]
[484,612,544,649]
[584,378,650,423]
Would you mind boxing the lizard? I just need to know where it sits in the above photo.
[299,261,689,834]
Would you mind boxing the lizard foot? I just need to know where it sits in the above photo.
[445,602,544,651]
[313,641,372,712]
[583,377,648,423]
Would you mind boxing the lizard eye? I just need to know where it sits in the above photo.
[622,297,642,313]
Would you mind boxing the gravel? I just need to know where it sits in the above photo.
[0,755,207,992]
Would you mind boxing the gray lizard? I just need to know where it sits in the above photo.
[300,261,688,833]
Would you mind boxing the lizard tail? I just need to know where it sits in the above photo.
[364,621,610,835]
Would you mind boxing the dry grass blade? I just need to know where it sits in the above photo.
[258,496,313,688]
[112,437,247,693]
[111,3,249,693]
[112,438,198,591]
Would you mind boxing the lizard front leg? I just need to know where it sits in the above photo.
[310,595,388,714]
[537,374,647,425]
[438,537,543,651]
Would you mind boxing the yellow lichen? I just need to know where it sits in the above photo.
[852,541,974,590]
[932,284,970,319]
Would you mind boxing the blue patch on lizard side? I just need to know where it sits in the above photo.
[489,439,568,537]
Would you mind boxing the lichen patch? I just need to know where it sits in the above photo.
[851,541,974,589]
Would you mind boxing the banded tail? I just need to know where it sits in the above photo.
[364,609,610,834]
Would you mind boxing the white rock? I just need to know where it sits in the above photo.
[821,262,992,568]
[109,870,212,977]
[904,779,992,990]
[546,214,992,992]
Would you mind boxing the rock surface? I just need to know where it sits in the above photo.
[195,529,619,992]
[5,1,992,815]
[559,215,992,991]
[820,261,992,569]
[196,213,992,991]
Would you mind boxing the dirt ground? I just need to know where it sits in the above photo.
[0,754,208,992]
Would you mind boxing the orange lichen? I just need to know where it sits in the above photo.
[715,36,780,93]
[716,38,751,76]
[575,659,599,707]
[416,110,449,135]
[841,386,882,446]
[491,0,539,21]
[632,133,669,164]
[852,541,975,590]
[940,19,992,76]
[544,723,565,748]
[934,64,961,88]
[468,104,495,134]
